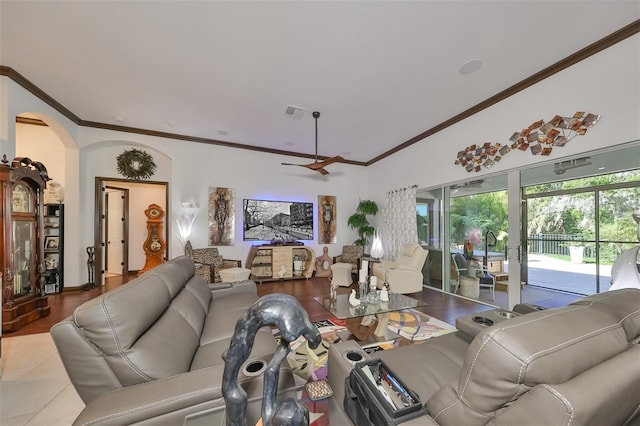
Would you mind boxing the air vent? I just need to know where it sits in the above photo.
[554,157,592,175]
[284,105,305,119]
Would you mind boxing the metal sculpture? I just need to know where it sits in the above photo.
[222,293,321,426]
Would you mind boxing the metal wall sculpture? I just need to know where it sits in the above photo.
[454,111,600,173]
[318,195,337,244]
[209,187,235,246]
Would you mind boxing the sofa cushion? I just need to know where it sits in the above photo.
[377,332,472,402]
[200,308,253,345]
[191,328,277,371]
[210,291,259,311]
[402,243,419,257]
[427,302,631,425]
[569,287,640,342]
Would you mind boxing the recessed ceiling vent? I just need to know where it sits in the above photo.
[285,105,305,119]
[554,156,592,175]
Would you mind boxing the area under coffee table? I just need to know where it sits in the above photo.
[314,293,428,341]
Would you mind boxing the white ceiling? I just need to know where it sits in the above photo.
[1,1,638,163]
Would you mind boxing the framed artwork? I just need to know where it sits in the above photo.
[318,195,337,244]
[45,236,60,250]
[209,187,235,246]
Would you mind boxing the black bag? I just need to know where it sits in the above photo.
[343,359,428,426]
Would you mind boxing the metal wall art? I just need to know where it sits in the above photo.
[318,195,337,244]
[208,187,235,246]
[454,111,600,173]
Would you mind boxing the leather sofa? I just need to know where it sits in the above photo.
[327,288,640,425]
[372,243,428,293]
[361,288,640,425]
[50,255,296,426]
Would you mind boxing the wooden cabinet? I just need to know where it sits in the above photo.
[246,245,316,283]
[2,156,51,333]
[43,204,64,293]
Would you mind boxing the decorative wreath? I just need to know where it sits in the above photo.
[116,148,156,179]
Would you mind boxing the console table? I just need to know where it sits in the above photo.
[245,244,316,283]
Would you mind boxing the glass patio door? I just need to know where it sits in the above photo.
[524,190,597,295]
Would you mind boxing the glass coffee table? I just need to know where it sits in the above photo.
[314,293,428,341]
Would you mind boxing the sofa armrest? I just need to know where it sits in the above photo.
[72,367,225,426]
[209,282,233,291]
[209,279,257,299]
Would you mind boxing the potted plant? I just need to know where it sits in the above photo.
[347,200,379,249]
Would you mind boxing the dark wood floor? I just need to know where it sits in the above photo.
[3,274,494,338]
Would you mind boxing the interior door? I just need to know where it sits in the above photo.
[94,177,168,286]
[106,187,127,276]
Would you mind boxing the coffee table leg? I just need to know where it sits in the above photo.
[374,313,389,338]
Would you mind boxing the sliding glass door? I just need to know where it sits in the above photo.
[417,141,639,310]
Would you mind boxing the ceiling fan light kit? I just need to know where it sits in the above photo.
[281,111,345,175]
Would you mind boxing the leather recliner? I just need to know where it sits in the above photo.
[50,256,296,425]
[372,243,428,293]
[372,288,640,425]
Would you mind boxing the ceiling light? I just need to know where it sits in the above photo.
[459,59,483,75]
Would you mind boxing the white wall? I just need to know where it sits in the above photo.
[368,33,640,234]
[2,33,638,288]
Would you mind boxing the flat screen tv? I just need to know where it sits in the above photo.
[243,199,314,241]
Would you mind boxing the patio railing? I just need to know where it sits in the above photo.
[527,233,595,258]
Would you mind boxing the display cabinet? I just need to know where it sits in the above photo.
[245,244,316,283]
[43,203,64,294]
[1,155,51,333]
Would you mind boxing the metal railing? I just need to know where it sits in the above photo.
[527,233,595,258]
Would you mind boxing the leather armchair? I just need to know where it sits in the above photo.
[186,241,241,283]
[372,243,428,294]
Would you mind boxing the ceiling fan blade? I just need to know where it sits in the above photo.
[281,111,341,175]
[316,155,345,167]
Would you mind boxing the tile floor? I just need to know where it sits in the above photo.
[1,333,84,426]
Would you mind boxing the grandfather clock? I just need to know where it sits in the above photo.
[138,203,166,275]
[2,155,51,333]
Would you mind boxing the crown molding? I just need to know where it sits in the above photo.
[3,19,638,166]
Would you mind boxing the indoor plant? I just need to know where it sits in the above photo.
[347,200,379,249]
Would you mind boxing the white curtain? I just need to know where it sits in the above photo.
[383,186,418,260]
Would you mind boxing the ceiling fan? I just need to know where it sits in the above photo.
[281,111,344,175]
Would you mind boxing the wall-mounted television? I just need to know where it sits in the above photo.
[243,199,314,241]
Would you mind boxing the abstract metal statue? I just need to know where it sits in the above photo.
[610,210,640,291]
[222,294,321,426]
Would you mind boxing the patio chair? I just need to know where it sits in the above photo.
[451,253,467,294]
[452,253,495,300]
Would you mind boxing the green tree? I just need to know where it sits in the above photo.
[347,200,379,248]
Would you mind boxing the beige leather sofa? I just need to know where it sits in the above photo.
[364,288,640,425]
[372,243,428,293]
[50,255,295,426]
